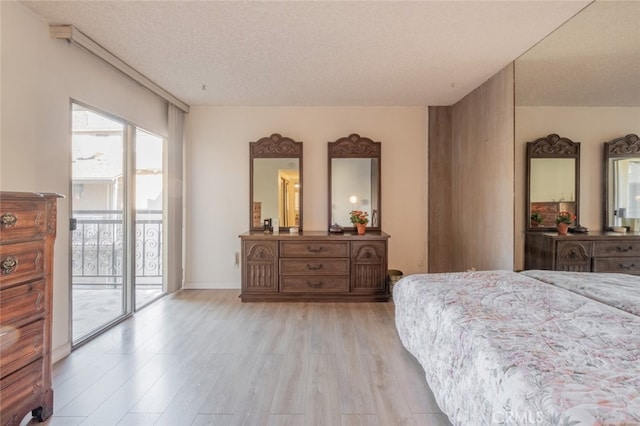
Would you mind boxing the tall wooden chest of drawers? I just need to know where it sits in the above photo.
[239,231,390,302]
[525,231,640,274]
[0,192,61,425]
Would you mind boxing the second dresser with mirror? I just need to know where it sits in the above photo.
[526,134,640,275]
[240,133,390,302]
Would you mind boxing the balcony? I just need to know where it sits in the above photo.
[71,210,164,340]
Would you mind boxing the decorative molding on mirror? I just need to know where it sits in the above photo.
[528,134,580,157]
[250,133,302,157]
[606,134,640,156]
[328,134,381,157]
[603,134,640,231]
[526,134,580,232]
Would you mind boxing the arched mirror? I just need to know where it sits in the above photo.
[328,134,381,231]
[526,134,580,231]
[603,134,640,231]
[250,133,302,232]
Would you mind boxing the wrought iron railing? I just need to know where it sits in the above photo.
[71,210,162,288]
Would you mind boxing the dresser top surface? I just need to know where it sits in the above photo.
[528,231,640,240]
[240,230,390,240]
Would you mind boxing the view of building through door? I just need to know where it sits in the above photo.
[71,103,165,345]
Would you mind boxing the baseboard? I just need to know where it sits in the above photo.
[52,342,72,364]
[183,281,241,290]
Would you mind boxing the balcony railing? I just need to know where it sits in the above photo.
[71,210,162,288]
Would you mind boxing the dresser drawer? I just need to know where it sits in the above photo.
[0,358,43,419]
[592,257,640,274]
[0,241,45,289]
[0,319,45,376]
[593,241,640,257]
[280,258,349,275]
[0,280,46,326]
[280,276,349,292]
[0,200,46,244]
[280,241,349,258]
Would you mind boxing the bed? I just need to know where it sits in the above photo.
[393,270,640,425]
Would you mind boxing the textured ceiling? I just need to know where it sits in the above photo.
[21,0,593,107]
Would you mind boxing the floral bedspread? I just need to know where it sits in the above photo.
[393,270,640,425]
[520,270,640,317]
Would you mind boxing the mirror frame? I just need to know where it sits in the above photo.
[249,133,303,232]
[603,133,640,231]
[328,134,382,232]
[526,134,580,232]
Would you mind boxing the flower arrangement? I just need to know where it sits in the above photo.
[555,211,576,225]
[350,210,369,225]
[530,210,543,224]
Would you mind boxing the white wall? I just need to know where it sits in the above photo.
[185,106,428,288]
[1,2,168,361]
[515,106,640,270]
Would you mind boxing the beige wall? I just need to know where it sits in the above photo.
[429,64,515,272]
[185,106,428,288]
[1,2,168,361]
[514,106,640,270]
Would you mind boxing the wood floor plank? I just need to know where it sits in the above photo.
[199,351,261,414]
[154,353,232,425]
[266,414,307,426]
[80,354,182,425]
[230,353,283,425]
[341,414,381,426]
[305,354,341,426]
[366,354,416,426]
[270,351,309,414]
[335,350,376,415]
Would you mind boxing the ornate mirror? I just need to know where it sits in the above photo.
[328,134,381,231]
[250,133,302,232]
[526,134,580,231]
[603,134,640,231]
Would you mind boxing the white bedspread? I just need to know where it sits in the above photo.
[520,270,640,317]
[393,270,640,425]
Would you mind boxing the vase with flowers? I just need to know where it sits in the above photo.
[530,210,543,227]
[555,211,576,235]
[350,210,369,235]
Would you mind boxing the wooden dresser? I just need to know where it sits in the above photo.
[239,231,390,302]
[0,192,61,425]
[525,231,640,275]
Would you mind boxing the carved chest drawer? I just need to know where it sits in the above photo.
[240,231,389,302]
[525,231,640,275]
[0,192,61,425]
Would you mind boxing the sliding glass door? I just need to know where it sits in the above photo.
[134,129,164,310]
[71,103,165,345]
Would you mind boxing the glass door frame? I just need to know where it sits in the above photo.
[70,100,166,348]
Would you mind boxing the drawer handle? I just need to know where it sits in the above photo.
[306,264,323,271]
[617,246,633,252]
[307,281,323,288]
[618,263,636,270]
[1,213,17,228]
[307,246,323,253]
[1,256,18,275]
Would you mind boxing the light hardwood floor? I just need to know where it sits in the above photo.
[26,290,452,426]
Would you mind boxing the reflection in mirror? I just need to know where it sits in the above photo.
[253,159,300,228]
[604,134,640,230]
[526,134,580,231]
[328,134,381,231]
[250,134,302,232]
[330,158,379,228]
